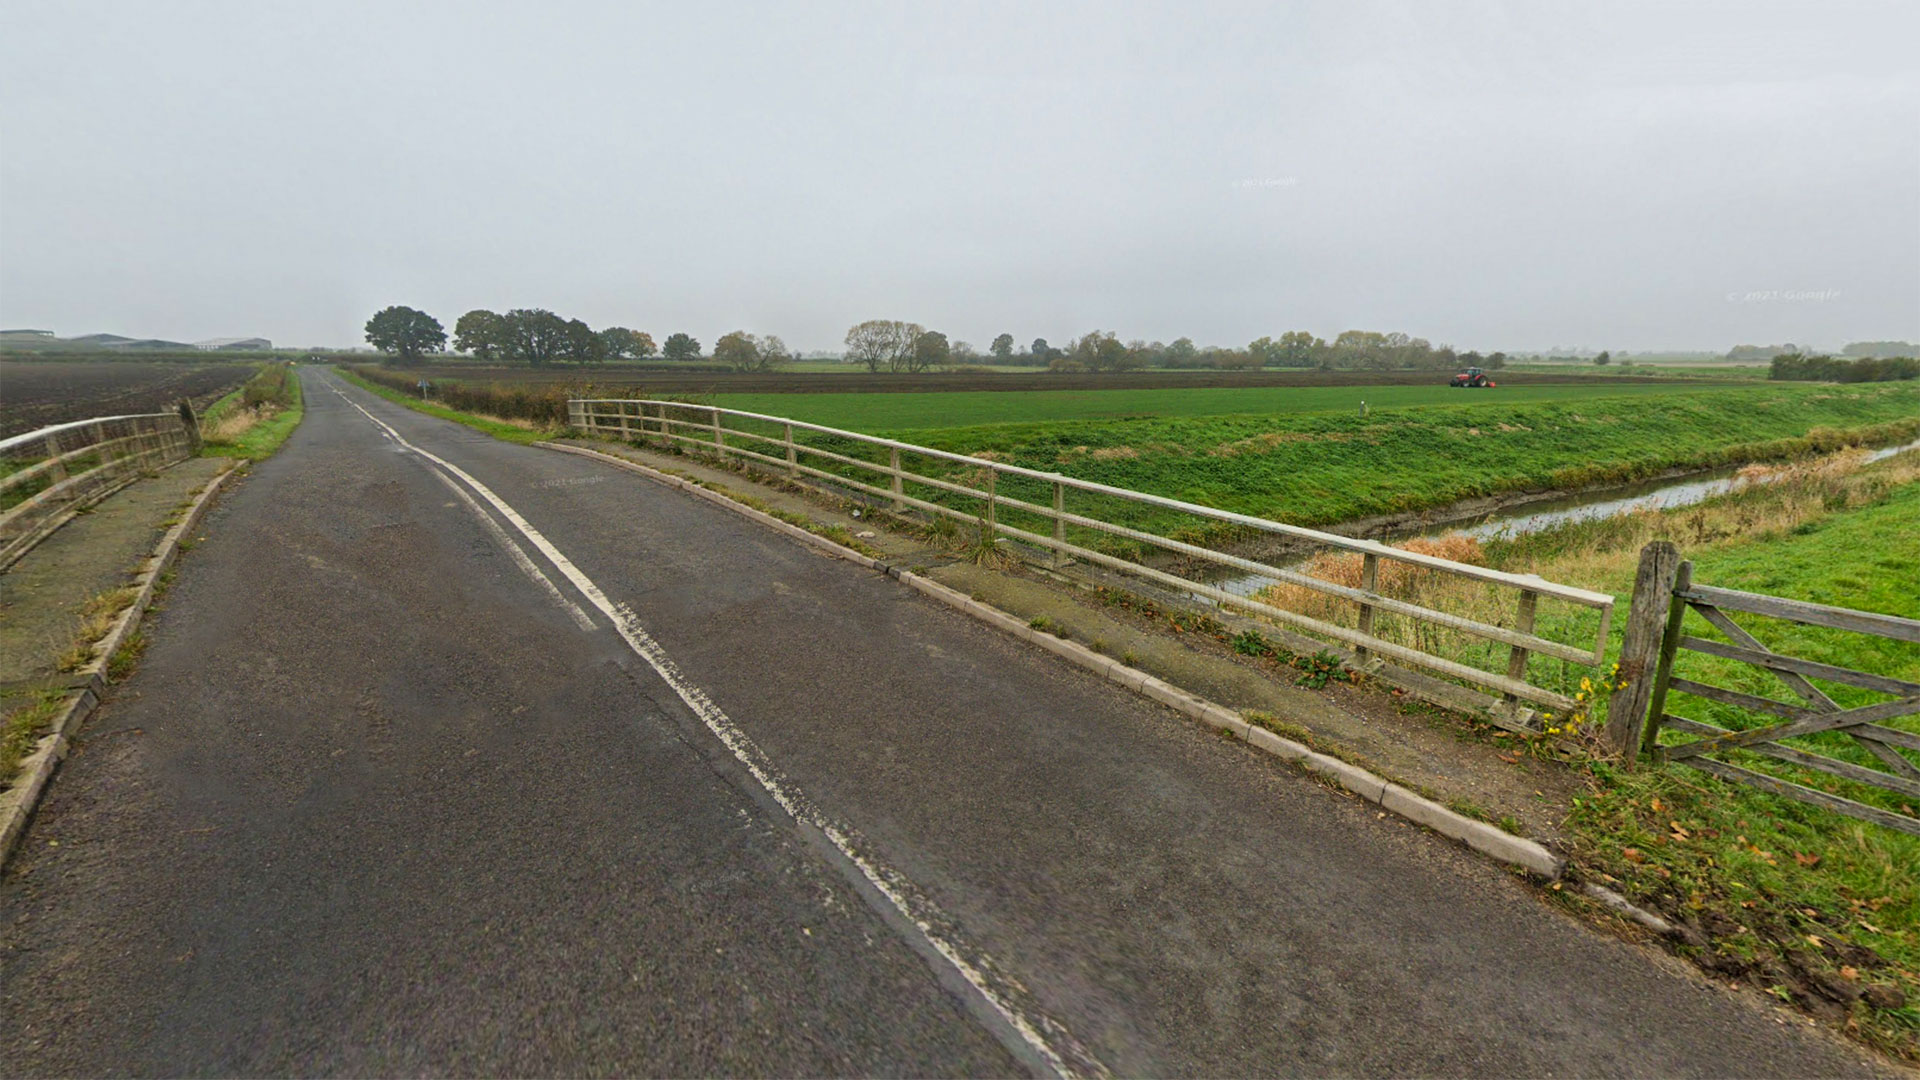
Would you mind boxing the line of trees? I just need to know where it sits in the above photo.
[848,321,1507,374]
[453,309,656,366]
[367,305,799,371]
[1769,353,1919,383]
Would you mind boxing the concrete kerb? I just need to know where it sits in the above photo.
[536,438,1570,881]
[0,463,235,870]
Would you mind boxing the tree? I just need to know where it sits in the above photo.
[911,329,950,372]
[1247,336,1280,367]
[712,331,790,372]
[1162,337,1197,367]
[454,309,505,360]
[499,308,569,366]
[561,318,604,363]
[598,326,651,361]
[1594,350,1612,366]
[845,319,923,372]
[1070,330,1139,373]
[1484,351,1508,370]
[756,334,792,371]
[990,333,1015,362]
[1276,330,1320,367]
[713,330,762,371]
[950,340,980,365]
[364,306,446,363]
[1031,337,1054,363]
[662,332,701,362]
[845,319,895,373]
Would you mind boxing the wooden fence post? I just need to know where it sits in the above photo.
[177,400,202,454]
[1504,588,1539,703]
[43,433,67,484]
[712,407,725,457]
[784,423,798,476]
[889,446,904,511]
[1641,560,1692,757]
[984,470,997,533]
[1052,480,1066,568]
[618,401,633,441]
[1603,541,1681,761]
[1355,552,1380,660]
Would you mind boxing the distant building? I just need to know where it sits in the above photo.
[0,328,54,337]
[195,337,273,351]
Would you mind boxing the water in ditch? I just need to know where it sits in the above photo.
[1199,435,1920,601]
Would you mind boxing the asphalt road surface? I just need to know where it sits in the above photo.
[0,367,1896,1077]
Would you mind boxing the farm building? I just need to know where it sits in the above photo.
[195,337,274,351]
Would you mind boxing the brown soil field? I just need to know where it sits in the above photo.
[1,361,254,439]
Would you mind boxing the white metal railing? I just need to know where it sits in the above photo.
[570,398,1615,718]
[1,412,198,568]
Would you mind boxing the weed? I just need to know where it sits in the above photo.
[1,691,68,790]
[106,629,148,682]
[1292,649,1348,689]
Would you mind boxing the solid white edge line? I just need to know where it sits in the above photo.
[328,375,1092,1080]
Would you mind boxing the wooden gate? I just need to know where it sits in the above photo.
[1612,542,1920,836]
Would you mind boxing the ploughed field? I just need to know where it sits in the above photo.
[1,361,252,439]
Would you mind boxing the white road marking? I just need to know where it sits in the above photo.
[330,386,595,631]
[327,378,1097,1079]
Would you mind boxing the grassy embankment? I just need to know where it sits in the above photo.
[199,363,304,460]
[715,379,1728,429]
[336,367,559,444]
[1489,454,1920,1058]
[855,381,1920,530]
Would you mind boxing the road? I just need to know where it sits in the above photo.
[0,366,1893,1077]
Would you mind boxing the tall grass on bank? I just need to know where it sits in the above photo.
[200,363,302,460]
[348,364,579,426]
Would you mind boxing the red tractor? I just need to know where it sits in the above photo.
[1448,366,1496,388]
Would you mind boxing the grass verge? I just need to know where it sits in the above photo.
[201,363,304,461]
[336,368,561,444]
[1476,455,1920,1058]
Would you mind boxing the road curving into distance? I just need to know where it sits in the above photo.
[0,366,1896,1077]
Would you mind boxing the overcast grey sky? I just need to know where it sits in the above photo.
[3,1,1916,353]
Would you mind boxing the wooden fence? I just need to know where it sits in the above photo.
[569,398,1615,724]
[1611,542,1920,836]
[0,410,200,570]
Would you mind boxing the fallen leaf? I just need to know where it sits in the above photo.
[1794,852,1821,868]
[1841,966,1860,981]
[1650,798,1664,812]
[1623,847,1645,863]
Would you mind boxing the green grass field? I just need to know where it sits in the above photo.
[801,382,1920,532]
[713,380,1733,430]
[1549,465,1920,1057]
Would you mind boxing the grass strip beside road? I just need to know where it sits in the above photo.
[336,367,556,444]
[200,363,304,461]
[1477,456,1920,1058]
